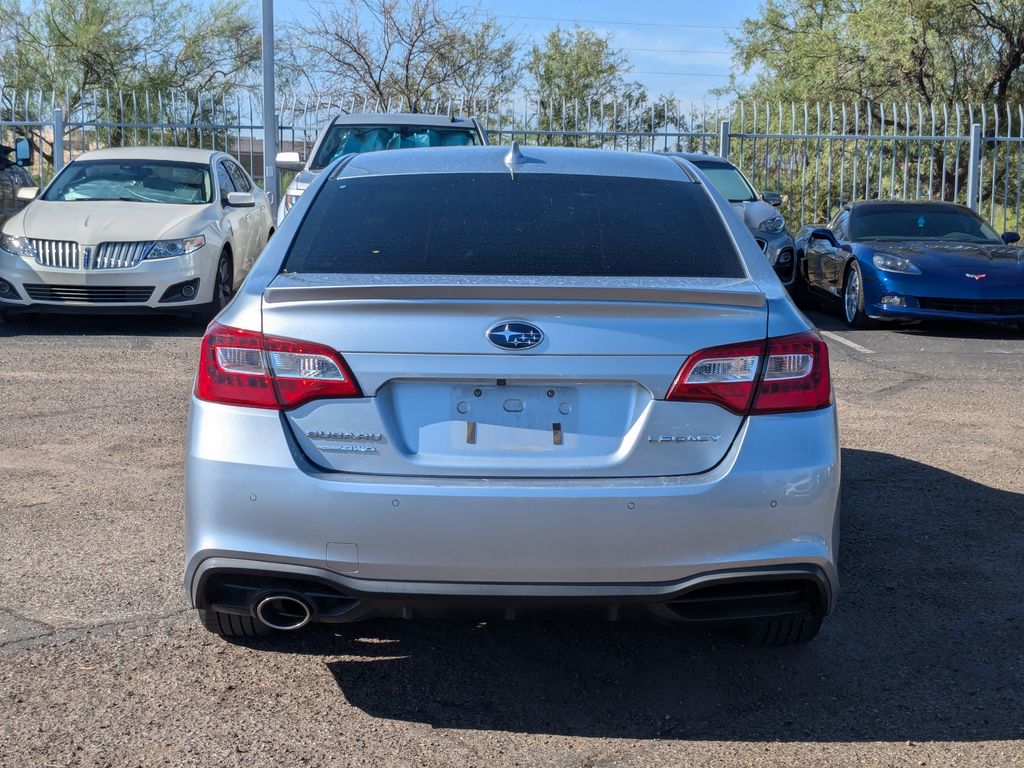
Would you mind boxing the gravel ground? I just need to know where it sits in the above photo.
[1,310,1022,767]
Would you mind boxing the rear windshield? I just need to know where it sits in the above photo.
[311,124,482,169]
[283,173,743,277]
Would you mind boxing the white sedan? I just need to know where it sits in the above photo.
[0,147,273,317]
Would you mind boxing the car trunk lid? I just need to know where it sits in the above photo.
[261,275,767,478]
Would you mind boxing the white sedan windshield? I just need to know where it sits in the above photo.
[43,160,212,204]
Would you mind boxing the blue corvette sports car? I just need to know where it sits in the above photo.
[794,200,1023,328]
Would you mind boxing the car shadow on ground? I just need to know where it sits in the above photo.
[803,307,1024,340]
[239,448,1023,742]
[0,313,205,338]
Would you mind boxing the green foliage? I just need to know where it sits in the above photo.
[526,25,660,146]
[0,0,260,162]
[726,0,1024,104]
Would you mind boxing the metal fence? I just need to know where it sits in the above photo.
[3,87,1024,232]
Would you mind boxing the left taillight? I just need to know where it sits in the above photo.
[666,331,831,415]
[195,322,360,410]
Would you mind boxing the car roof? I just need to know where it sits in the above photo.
[661,151,733,166]
[340,145,693,181]
[848,199,969,208]
[73,146,220,164]
[331,112,479,128]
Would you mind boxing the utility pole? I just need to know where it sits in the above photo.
[261,0,277,204]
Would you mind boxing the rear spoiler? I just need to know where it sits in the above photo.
[264,276,766,308]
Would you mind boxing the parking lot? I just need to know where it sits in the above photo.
[1,310,1022,767]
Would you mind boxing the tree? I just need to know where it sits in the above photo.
[290,0,523,112]
[725,0,1024,105]
[0,0,261,162]
[526,25,663,147]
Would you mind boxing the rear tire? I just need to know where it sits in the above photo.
[745,616,823,646]
[198,609,273,638]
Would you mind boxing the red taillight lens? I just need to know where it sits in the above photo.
[751,331,832,414]
[666,331,831,415]
[666,340,766,414]
[195,323,360,410]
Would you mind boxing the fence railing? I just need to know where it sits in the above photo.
[3,87,1023,232]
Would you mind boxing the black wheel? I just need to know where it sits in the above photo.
[841,260,874,329]
[198,609,272,638]
[745,616,822,646]
[211,251,233,315]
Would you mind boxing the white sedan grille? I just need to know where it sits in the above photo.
[92,241,156,269]
[27,240,157,270]
[30,239,80,269]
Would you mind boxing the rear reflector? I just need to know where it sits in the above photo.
[667,331,831,415]
[195,323,360,409]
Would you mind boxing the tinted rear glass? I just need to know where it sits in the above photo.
[283,173,743,277]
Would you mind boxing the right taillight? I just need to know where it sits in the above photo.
[195,322,361,410]
[752,331,831,414]
[667,331,831,415]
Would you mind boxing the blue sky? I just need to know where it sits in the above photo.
[271,0,763,101]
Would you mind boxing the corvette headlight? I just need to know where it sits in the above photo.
[0,232,36,259]
[757,215,786,234]
[146,235,206,259]
[872,252,921,275]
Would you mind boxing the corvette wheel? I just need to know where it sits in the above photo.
[842,261,873,329]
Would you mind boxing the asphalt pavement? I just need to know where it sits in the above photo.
[1,308,1022,767]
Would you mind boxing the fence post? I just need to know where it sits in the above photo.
[965,122,981,211]
[718,119,731,159]
[52,107,64,174]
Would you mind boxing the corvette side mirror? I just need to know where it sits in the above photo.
[1002,231,1020,244]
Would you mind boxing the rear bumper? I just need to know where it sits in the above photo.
[193,558,832,624]
[185,397,841,616]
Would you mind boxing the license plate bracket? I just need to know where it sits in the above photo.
[451,384,579,448]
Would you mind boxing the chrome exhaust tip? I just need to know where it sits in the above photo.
[255,594,312,631]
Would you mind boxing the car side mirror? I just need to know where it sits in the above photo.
[808,227,840,248]
[275,151,304,172]
[14,137,32,167]
[16,186,39,202]
[1002,231,1020,244]
[225,191,256,208]
[761,191,783,208]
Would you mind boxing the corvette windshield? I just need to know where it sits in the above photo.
[692,162,758,203]
[43,160,212,204]
[850,204,1004,244]
[310,124,482,169]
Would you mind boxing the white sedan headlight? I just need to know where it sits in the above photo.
[146,235,206,259]
[0,232,36,259]
[872,252,922,275]
[757,215,786,234]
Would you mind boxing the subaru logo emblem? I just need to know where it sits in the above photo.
[486,321,544,350]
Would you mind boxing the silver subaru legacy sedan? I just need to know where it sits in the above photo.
[185,144,840,646]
